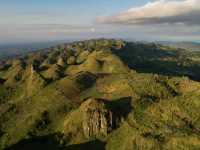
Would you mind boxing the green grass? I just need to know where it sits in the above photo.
[1,39,200,150]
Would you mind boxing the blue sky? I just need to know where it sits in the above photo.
[0,0,148,25]
[0,0,199,44]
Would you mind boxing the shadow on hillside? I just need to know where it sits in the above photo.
[5,134,105,150]
[108,97,132,129]
[109,97,132,118]
[65,140,105,150]
[5,134,61,150]
[112,43,200,81]
[0,78,5,84]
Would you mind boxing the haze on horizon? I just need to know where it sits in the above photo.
[0,0,200,44]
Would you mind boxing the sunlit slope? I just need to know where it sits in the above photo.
[0,39,200,150]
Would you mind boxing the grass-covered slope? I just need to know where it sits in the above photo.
[0,39,200,150]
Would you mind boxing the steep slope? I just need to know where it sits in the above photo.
[0,39,200,150]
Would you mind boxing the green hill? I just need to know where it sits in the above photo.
[0,39,200,150]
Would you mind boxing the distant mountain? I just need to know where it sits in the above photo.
[158,41,200,51]
[0,41,70,60]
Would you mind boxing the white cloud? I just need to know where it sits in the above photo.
[97,0,200,25]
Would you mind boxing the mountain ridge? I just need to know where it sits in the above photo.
[0,39,200,150]
[157,41,200,51]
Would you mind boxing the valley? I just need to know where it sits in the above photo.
[0,39,200,150]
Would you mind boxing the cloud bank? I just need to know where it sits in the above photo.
[0,24,98,44]
[98,0,200,25]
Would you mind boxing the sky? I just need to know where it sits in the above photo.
[0,0,200,44]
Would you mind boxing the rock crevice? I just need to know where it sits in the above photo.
[81,99,113,137]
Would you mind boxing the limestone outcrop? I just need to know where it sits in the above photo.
[63,97,132,140]
[80,98,113,138]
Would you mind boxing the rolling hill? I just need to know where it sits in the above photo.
[0,39,200,150]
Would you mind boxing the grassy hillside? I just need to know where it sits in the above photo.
[0,39,200,150]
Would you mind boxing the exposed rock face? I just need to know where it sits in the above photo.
[80,99,113,138]
[63,97,132,141]
[26,65,46,96]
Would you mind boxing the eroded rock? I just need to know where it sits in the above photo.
[63,97,132,140]
[80,99,113,138]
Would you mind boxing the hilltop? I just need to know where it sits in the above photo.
[0,39,200,150]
